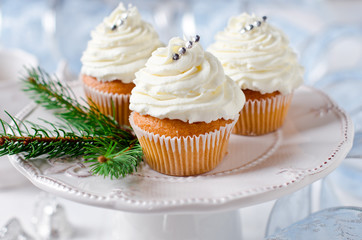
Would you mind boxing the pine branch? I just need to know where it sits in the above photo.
[0,117,94,159]
[0,67,144,179]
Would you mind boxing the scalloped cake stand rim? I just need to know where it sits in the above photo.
[8,85,354,214]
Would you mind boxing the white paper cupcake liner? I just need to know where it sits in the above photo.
[233,93,293,136]
[83,84,131,126]
[130,112,237,176]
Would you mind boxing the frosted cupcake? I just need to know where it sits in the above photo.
[130,36,245,176]
[81,3,162,125]
[208,13,304,135]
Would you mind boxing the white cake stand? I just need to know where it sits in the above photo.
[9,85,354,239]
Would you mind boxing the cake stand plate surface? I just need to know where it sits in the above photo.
[9,85,354,214]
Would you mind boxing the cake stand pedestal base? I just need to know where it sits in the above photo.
[112,210,242,240]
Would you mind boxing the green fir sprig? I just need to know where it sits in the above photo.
[0,67,143,179]
[0,112,94,159]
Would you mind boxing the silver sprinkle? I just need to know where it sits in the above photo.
[262,16,267,21]
[246,24,254,31]
[118,19,124,26]
[172,53,180,60]
[194,35,200,42]
[255,21,262,27]
[178,47,186,55]
[240,28,246,34]
[186,41,193,49]
[111,25,117,31]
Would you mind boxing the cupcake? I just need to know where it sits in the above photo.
[80,3,162,125]
[129,36,245,176]
[208,13,304,135]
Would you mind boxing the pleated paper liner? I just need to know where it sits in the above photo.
[233,93,293,136]
[130,113,237,176]
[83,84,131,126]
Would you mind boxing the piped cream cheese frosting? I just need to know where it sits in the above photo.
[130,37,245,123]
[81,3,163,83]
[208,13,304,95]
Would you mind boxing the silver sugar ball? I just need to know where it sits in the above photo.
[111,25,117,31]
[178,47,186,55]
[240,28,246,34]
[172,53,180,60]
[255,21,262,27]
[262,16,267,21]
[194,35,200,42]
[246,24,254,31]
[186,41,193,49]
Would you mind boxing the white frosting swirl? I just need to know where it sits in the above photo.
[81,3,163,83]
[130,37,245,124]
[208,13,304,95]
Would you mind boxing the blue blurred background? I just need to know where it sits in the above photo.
[1,0,361,81]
